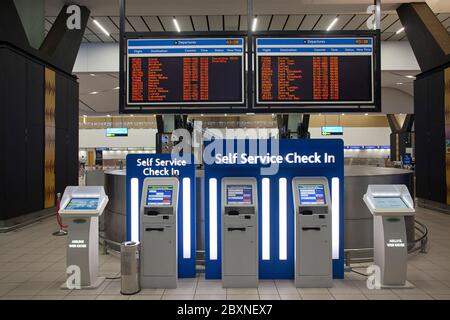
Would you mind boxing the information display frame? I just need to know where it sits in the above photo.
[251,30,381,113]
[120,32,249,114]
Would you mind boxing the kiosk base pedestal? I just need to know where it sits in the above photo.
[295,276,332,288]
[380,280,414,289]
[222,276,258,288]
[60,276,106,290]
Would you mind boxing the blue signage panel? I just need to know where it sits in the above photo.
[204,139,345,280]
[125,154,196,278]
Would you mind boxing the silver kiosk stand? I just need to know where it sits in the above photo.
[59,186,109,289]
[221,178,258,288]
[140,177,179,288]
[292,177,332,288]
[363,185,415,289]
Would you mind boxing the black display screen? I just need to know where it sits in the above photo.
[127,38,245,105]
[256,37,375,105]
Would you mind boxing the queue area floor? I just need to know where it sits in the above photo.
[1,206,450,300]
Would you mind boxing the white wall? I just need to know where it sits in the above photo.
[79,128,157,148]
[310,127,391,146]
[381,87,413,114]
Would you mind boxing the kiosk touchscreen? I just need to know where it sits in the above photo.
[59,186,109,289]
[140,177,179,288]
[363,185,415,289]
[221,178,258,288]
[292,177,332,288]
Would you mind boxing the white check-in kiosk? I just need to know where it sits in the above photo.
[221,178,258,288]
[363,185,415,289]
[292,177,332,288]
[140,177,179,288]
[59,186,109,289]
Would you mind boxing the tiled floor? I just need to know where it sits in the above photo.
[1,206,450,300]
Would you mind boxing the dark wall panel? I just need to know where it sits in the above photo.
[414,71,446,204]
[427,71,446,203]
[1,49,28,219]
[414,77,429,200]
[1,46,79,221]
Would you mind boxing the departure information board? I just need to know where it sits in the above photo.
[127,38,245,106]
[256,37,374,105]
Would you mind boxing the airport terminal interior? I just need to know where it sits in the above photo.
[1,0,450,303]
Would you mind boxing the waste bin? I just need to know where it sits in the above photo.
[120,241,140,295]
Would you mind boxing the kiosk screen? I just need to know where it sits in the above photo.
[146,185,173,206]
[227,185,253,205]
[66,198,99,210]
[299,184,326,205]
[373,197,408,209]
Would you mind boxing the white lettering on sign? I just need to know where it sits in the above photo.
[136,157,187,177]
[214,152,336,165]
[69,240,87,248]
[386,239,405,248]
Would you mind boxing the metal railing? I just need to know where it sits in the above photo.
[344,219,429,266]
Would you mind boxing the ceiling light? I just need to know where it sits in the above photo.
[405,75,416,79]
[364,113,369,116]
[89,73,96,77]
[327,17,339,31]
[114,86,120,90]
[89,91,99,95]
[173,18,181,32]
[252,17,258,32]
[396,82,404,85]
[93,19,110,37]
[396,27,405,34]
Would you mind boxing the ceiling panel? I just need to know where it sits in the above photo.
[192,15,208,31]
[224,15,239,31]
[343,14,369,30]
[437,13,450,22]
[208,15,223,31]
[93,16,120,35]
[142,16,165,32]
[127,16,149,32]
[381,32,395,41]
[239,15,248,31]
[175,16,194,31]
[255,15,271,31]
[331,14,354,30]
[384,18,403,33]
[269,15,288,31]
[110,16,134,32]
[298,14,321,31]
[380,14,399,31]
[313,14,338,31]
[283,15,304,31]
[159,16,177,32]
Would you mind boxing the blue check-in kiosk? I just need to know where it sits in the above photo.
[204,139,344,282]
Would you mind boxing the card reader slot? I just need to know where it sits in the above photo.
[227,210,240,216]
[300,210,313,215]
[146,211,161,216]
[145,227,164,232]
[302,227,321,231]
[228,227,246,232]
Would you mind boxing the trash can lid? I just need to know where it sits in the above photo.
[122,241,140,246]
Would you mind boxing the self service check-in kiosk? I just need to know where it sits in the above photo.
[363,185,415,288]
[59,186,109,289]
[292,177,332,288]
[221,178,258,288]
[140,177,179,288]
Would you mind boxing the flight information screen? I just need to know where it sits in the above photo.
[373,197,408,209]
[298,185,326,205]
[227,185,253,205]
[146,185,173,206]
[65,198,99,211]
[256,37,374,105]
[127,38,245,106]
